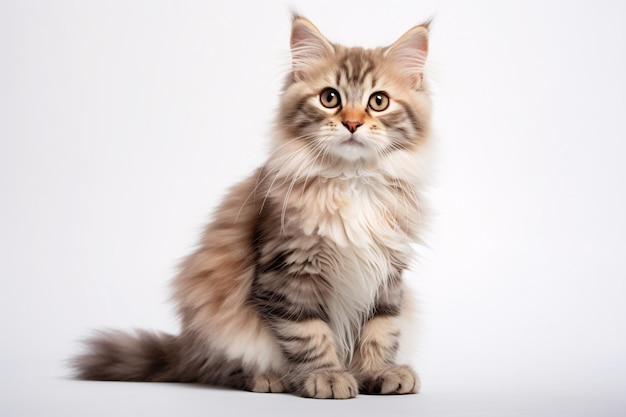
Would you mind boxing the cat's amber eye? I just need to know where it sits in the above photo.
[368,92,390,112]
[320,88,341,109]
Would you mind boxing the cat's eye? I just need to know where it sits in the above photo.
[368,92,390,112]
[320,88,341,109]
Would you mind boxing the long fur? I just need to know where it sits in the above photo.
[73,15,433,399]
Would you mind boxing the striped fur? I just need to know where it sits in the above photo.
[72,15,432,399]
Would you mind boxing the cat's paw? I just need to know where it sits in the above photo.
[361,365,420,395]
[250,371,286,393]
[301,370,358,399]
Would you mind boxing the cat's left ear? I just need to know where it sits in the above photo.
[385,24,429,87]
[290,16,335,81]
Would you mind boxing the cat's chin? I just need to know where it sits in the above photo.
[329,133,377,162]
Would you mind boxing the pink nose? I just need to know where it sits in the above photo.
[342,120,362,133]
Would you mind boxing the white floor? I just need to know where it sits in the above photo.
[2,356,623,417]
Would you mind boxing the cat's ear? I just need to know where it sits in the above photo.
[385,24,429,87]
[290,16,334,81]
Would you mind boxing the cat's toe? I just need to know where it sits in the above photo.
[302,370,358,399]
[362,365,420,395]
[250,372,286,393]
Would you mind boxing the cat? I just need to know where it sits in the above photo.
[72,15,432,399]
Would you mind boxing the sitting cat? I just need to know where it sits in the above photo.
[73,15,432,399]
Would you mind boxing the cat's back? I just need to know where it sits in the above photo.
[172,171,286,373]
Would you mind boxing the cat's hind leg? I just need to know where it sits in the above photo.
[249,371,287,393]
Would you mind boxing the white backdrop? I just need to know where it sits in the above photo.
[1,1,625,416]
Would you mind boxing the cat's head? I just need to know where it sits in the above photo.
[274,16,431,170]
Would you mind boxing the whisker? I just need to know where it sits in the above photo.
[235,135,316,222]
[259,132,328,217]
[280,141,327,233]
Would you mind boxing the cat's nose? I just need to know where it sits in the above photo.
[342,120,362,133]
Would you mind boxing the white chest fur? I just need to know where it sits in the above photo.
[295,176,413,363]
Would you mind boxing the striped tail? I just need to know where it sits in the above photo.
[72,329,181,382]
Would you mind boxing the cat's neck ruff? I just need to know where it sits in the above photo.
[267,143,429,186]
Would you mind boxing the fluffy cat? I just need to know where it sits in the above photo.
[72,15,432,399]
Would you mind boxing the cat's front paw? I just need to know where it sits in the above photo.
[301,370,358,399]
[361,365,420,395]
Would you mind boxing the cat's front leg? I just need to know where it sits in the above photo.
[274,319,358,399]
[351,316,419,395]
[252,268,357,399]
[351,280,420,395]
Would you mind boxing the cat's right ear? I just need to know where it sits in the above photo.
[290,16,334,81]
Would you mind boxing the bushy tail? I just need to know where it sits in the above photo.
[72,329,181,382]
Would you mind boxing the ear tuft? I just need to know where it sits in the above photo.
[385,25,429,87]
[290,17,334,81]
